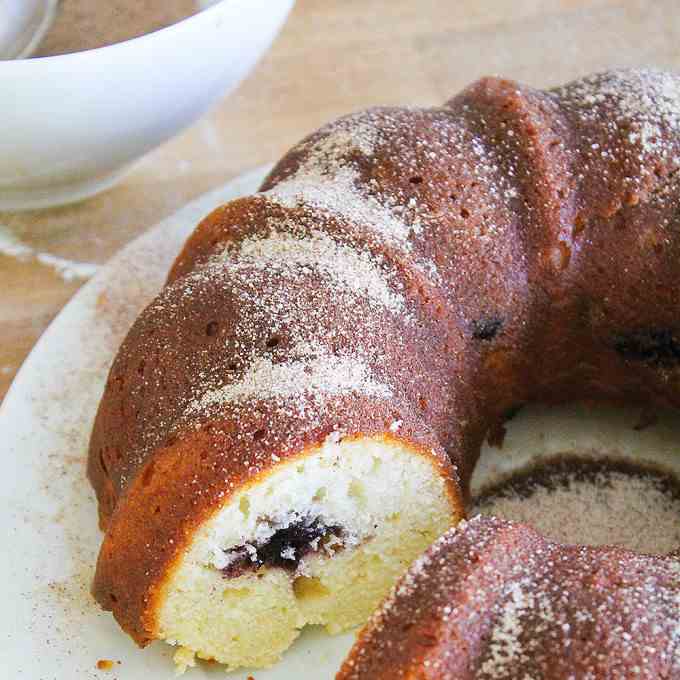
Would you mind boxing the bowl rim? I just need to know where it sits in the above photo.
[3,0,238,66]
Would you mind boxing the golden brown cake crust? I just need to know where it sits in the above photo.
[89,68,680,656]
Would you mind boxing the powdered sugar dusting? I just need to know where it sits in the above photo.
[185,341,391,416]
[265,111,432,267]
[343,516,680,679]
[268,166,420,247]
[479,580,535,677]
[220,228,409,317]
[555,68,680,157]
[122,228,419,482]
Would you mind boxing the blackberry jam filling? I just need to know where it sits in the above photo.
[221,517,344,578]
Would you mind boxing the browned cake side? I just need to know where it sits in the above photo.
[88,69,680,661]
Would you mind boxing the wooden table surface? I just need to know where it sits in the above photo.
[2,0,679,403]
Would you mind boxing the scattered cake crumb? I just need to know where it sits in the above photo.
[96,659,115,671]
[173,646,196,675]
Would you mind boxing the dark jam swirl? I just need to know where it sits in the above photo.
[221,517,344,578]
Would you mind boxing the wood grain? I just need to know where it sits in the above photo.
[2,0,679,402]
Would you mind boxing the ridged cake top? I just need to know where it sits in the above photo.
[185,339,392,417]
[552,68,680,219]
[554,68,680,158]
[264,114,421,248]
[217,228,410,315]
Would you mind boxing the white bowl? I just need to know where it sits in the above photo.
[0,0,294,211]
[0,0,59,60]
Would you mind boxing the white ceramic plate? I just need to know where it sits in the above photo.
[2,166,679,679]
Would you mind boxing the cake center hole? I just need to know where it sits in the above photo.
[470,455,680,555]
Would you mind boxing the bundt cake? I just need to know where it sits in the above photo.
[337,515,680,679]
[88,67,680,673]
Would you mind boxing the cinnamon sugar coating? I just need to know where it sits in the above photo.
[338,516,680,680]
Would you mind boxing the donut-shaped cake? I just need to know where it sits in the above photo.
[88,68,680,674]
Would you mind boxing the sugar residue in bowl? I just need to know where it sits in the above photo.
[34,0,201,57]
